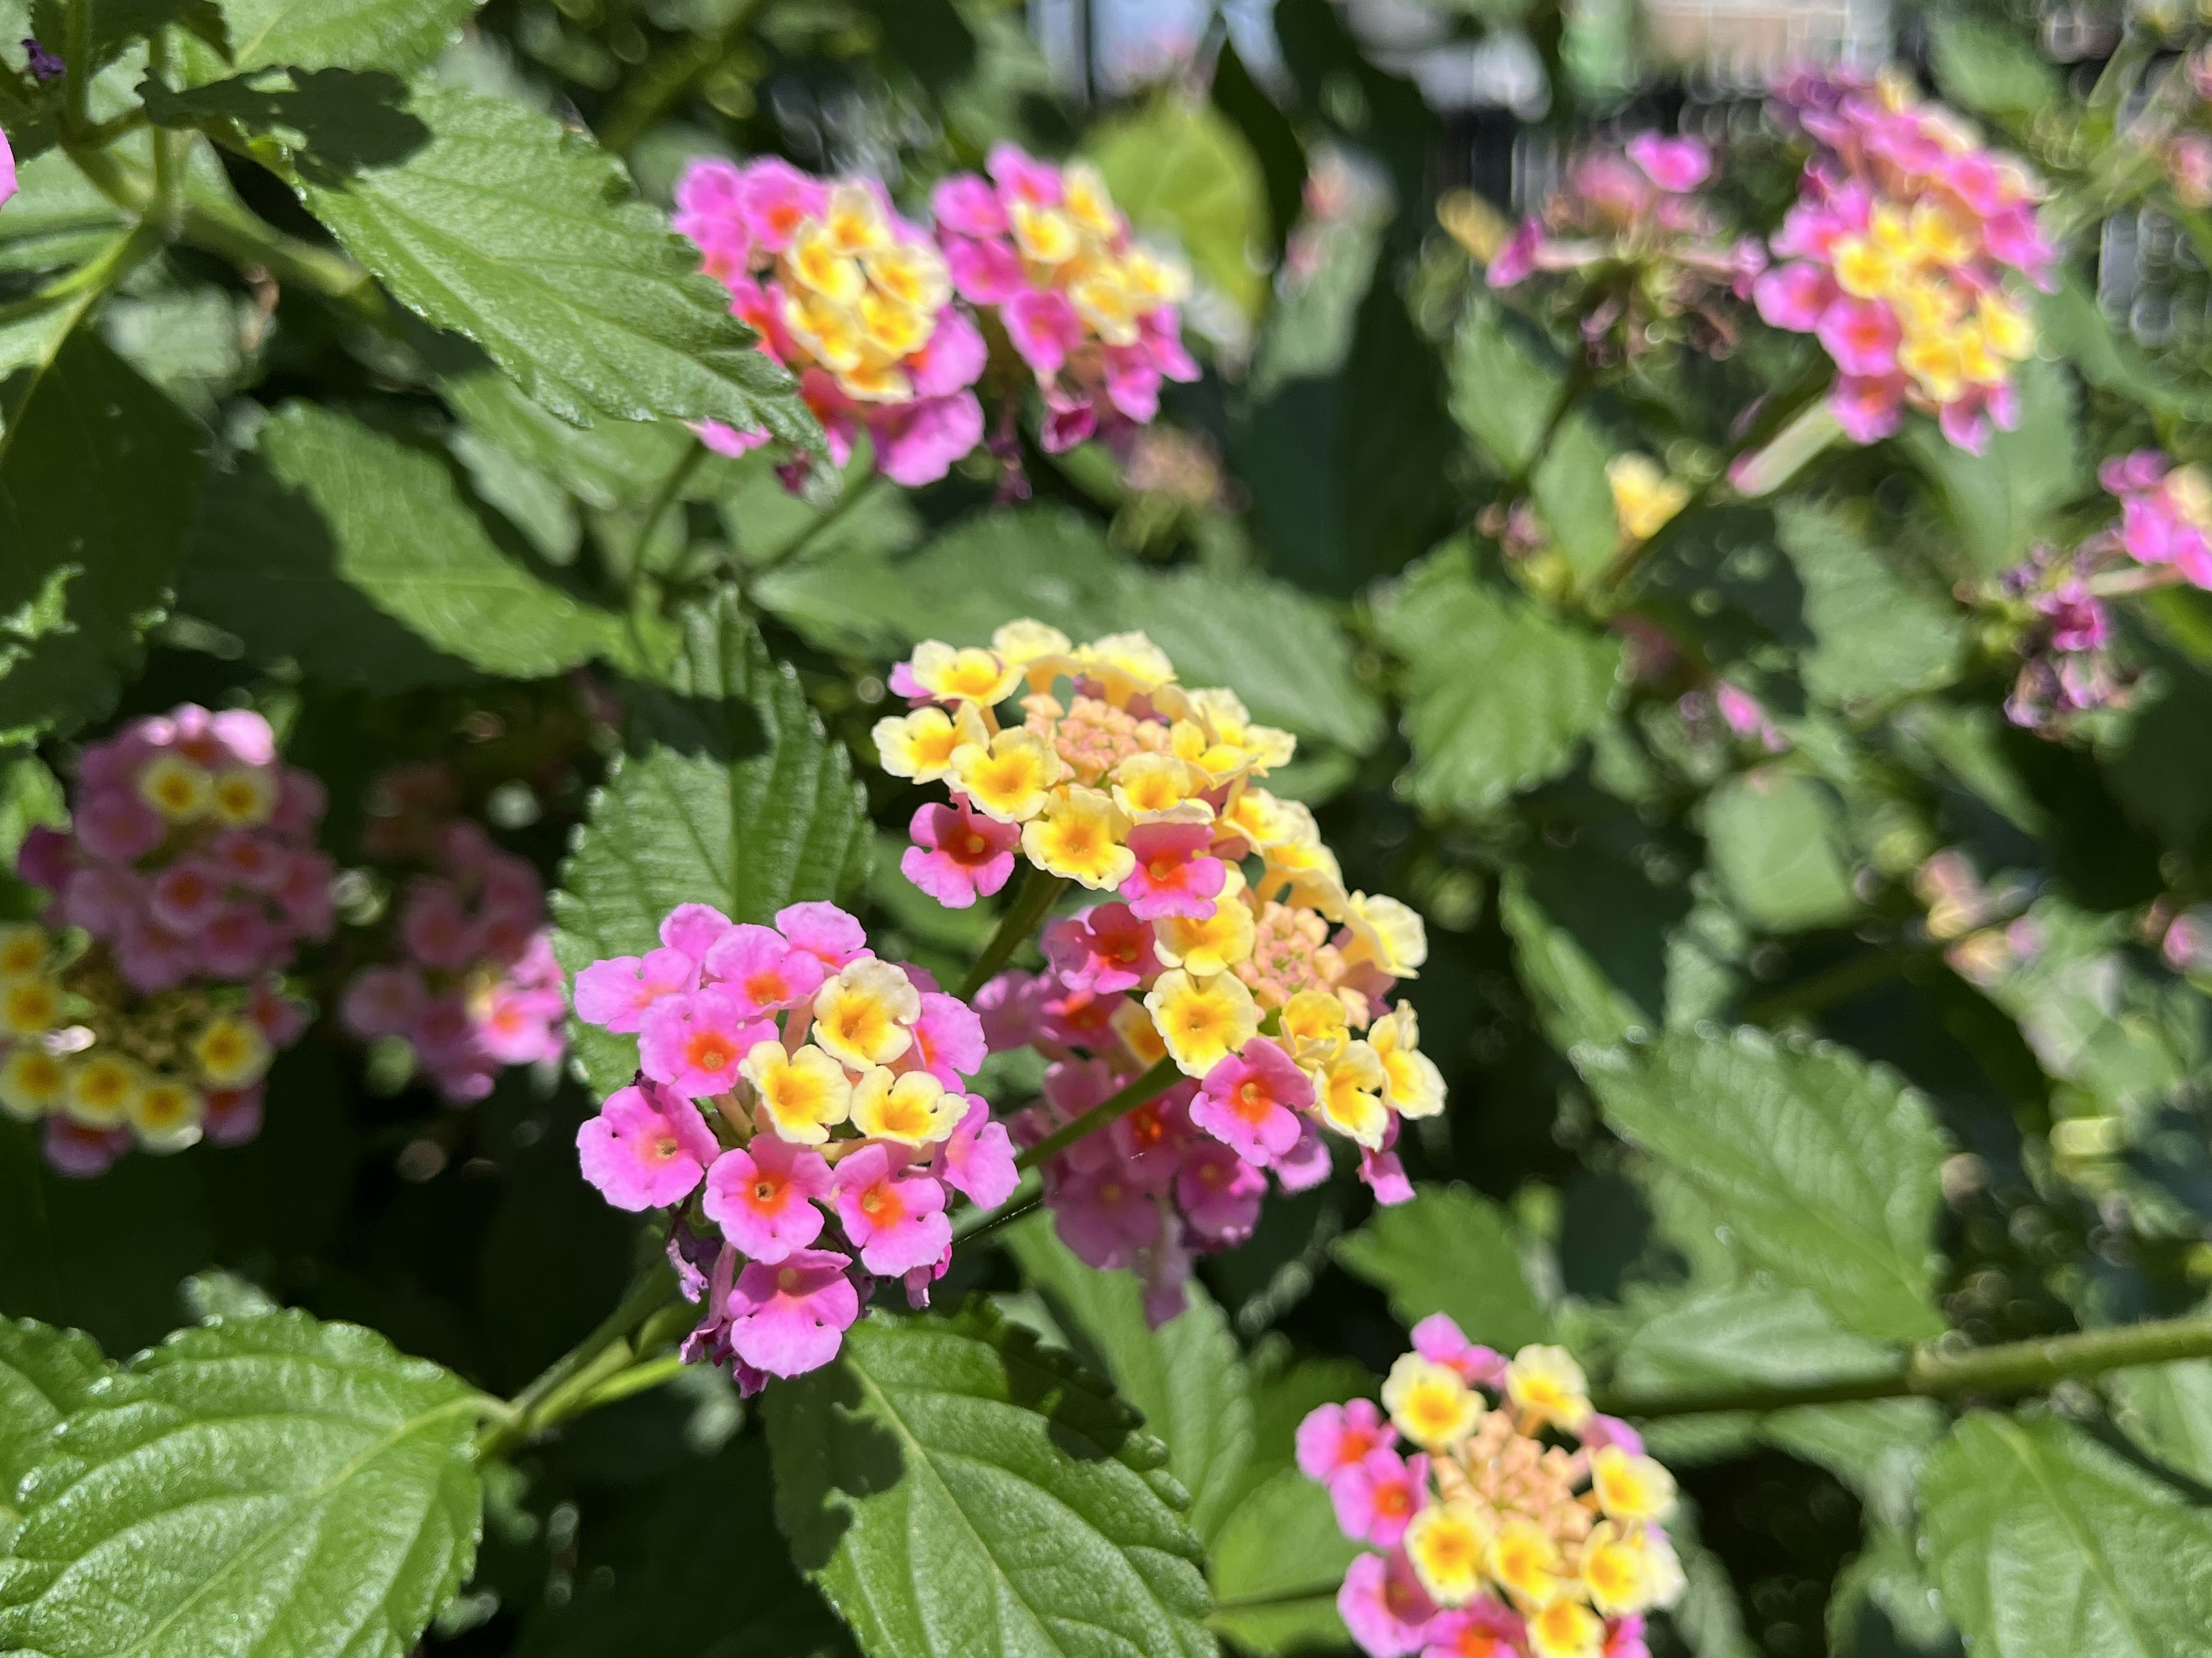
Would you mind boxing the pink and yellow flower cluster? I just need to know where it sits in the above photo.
[1300,1318,1683,1658]
[571,900,1013,1388]
[874,621,1441,1322]
[6,705,323,1174]
[1754,70,2053,454]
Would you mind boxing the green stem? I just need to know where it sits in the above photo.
[62,0,89,135]
[631,435,707,570]
[748,471,889,575]
[478,1257,681,1458]
[1014,1056,1183,1173]
[1741,946,1911,1026]
[1600,1313,2212,1420]
[957,866,1069,1001]
[952,1183,1043,1244]
[145,30,183,239]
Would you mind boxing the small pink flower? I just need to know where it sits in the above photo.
[833,1144,953,1276]
[573,946,700,1033]
[62,865,141,936]
[1411,1314,1508,1386]
[776,901,869,969]
[1339,1550,1437,1658]
[907,311,989,399]
[1004,290,1085,377]
[1422,1599,1529,1658]
[1190,1038,1311,1166]
[16,824,73,890]
[272,768,326,837]
[911,991,987,1085]
[1815,295,1899,376]
[934,1095,1019,1208]
[204,1083,265,1146]
[703,923,828,1018]
[726,1247,861,1376]
[1487,219,1542,288]
[874,392,987,488]
[944,234,1027,305]
[1581,1414,1647,1456]
[476,986,563,1066]
[1361,1143,1415,1205]
[202,904,278,978]
[1044,902,1161,996]
[1118,822,1226,922]
[1051,1166,1162,1269]
[577,1082,722,1210]
[975,969,1048,1053]
[638,988,775,1098]
[1830,373,1907,443]
[277,849,336,937]
[704,1136,833,1262]
[737,157,829,252]
[207,829,287,894]
[1175,1139,1266,1246]
[143,858,224,936]
[74,788,164,862]
[933,173,1008,237]
[660,902,734,965]
[402,879,476,969]
[987,142,1065,207]
[903,798,1020,909]
[1275,1117,1332,1192]
[210,708,276,766]
[45,1118,130,1178]
[1296,1397,1391,1482]
[1331,1447,1429,1549]
[342,965,428,1039]
[1751,262,1832,332]
[1626,132,1712,193]
[1604,1614,1650,1658]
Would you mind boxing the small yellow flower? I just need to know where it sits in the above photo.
[1369,1006,1445,1119]
[1831,234,1900,299]
[1977,291,2034,361]
[788,219,869,306]
[952,730,1064,824]
[128,1078,205,1151]
[1169,718,1254,786]
[1607,453,1690,544]
[192,1015,271,1089]
[1077,631,1177,700]
[1505,1345,1592,1433]
[1907,202,1978,267]
[838,356,914,405]
[743,1042,855,1144]
[0,1045,67,1121]
[810,960,921,1070]
[1403,1500,1491,1607]
[1009,199,1081,265]
[1278,988,1351,1064]
[1343,892,1427,978]
[1110,999,1169,1067]
[0,974,62,1037]
[1143,968,1260,1077]
[1590,1444,1677,1525]
[1316,1039,1388,1148]
[210,765,278,827]
[1488,1517,1566,1608]
[874,703,988,784]
[1185,687,1296,775]
[1153,880,1257,977]
[1580,1521,1659,1616]
[855,288,933,361]
[65,1053,142,1128]
[1264,834,1347,915]
[1382,1353,1484,1450]
[1021,787,1135,890]
[1525,1598,1604,1658]
[851,1067,963,1145]
[991,619,1073,670]
[861,240,952,312]
[1061,162,1123,238]
[0,924,49,978]
[1069,264,1142,347]
[1899,331,1968,404]
[1119,245,1192,309]
[910,640,1022,707]
[138,753,214,822]
[824,181,893,254]
[1109,753,1213,823]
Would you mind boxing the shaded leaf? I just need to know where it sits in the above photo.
[1206,1470,1358,1656]
[1776,501,1963,707]
[1703,768,1861,933]
[1334,1182,1551,1350]
[1927,12,2063,122]
[203,0,478,75]
[1903,359,2085,581]
[0,1321,109,1543]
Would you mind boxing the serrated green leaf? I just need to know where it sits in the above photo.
[0,149,131,274]
[552,596,872,1098]
[1703,767,1861,932]
[1903,358,2085,581]
[438,350,693,513]
[764,1303,1219,1658]
[2111,1347,2212,1488]
[1006,1217,1255,1544]
[1921,1412,2212,1658]
[1577,1030,1948,1344]
[1827,1522,1957,1656]
[1376,541,1623,815]
[0,1308,484,1658]
[0,329,205,747]
[0,1321,110,1542]
[179,400,645,688]
[1333,1182,1552,1350]
[1531,416,1622,584]
[1775,501,1963,706]
[293,85,815,443]
[1448,295,1559,478]
[85,0,228,66]
[203,0,478,74]
[1206,1469,1358,1656]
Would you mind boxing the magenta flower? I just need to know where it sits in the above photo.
[910,990,987,1085]
[572,946,699,1033]
[1626,132,1712,193]
[832,1144,953,1276]
[660,901,734,966]
[638,987,774,1098]
[1330,1447,1428,1549]
[902,797,1019,908]
[1051,1166,1162,1269]
[726,1248,861,1376]
[1423,1600,1529,1658]
[776,901,870,969]
[1275,1117,1332,1192]
[1044,901,1160,995]
[401,879,476,969]
[703,923,828,1018]
[1487,219,1541,288]
[1581,1413,1647,1457]
[933,1095,1019,1208]
[74,789,164,862]
[1338,1551,1437,1658]
[577,1082,721,1211]
[1118,822,1226,922]
[148,859,226,935]
[703,1136,833,1262]
[1175,1141,1266,1247]
[1,124,16,214]
[1296,1398,1391,1482]
[1410,1313,1508,1387]
[1190,1037,1311,1166]
[1813,297,1899,377]
[1361,1141,1415,1205]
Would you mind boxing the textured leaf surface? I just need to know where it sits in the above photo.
[181,401,640,686]
[0,1322,109,1542]
[297,86,815,440]
[205,0,479,73]
[0,1310,483,1658]
[765,1304,1218,1658]
[552,597,871,1097]
[1775,502,1963,706]
[1702,769,1861,933]
[1007,1219,1255,1543]
[1921,1412,2212,1658]
[1334,1183,1551,1350]
[1903,359,2084,580]
[1206,1470,1358,1656]
[1577,1030,1948,1343]
[1377,542,1622,814]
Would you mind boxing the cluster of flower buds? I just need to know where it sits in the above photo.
[5,705,323,1174]
[1300,1318,1683,1658]
[873,620,1440,1323]
[1755,69,2052,453]
[1488,134,1766,362]
[676,157,987,487]
[571,901,1015,1390]
[340,810,565,1106]
[933,145,1199,453]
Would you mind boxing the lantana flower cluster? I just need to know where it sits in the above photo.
[5,705,324,1174]
[1755,69,2054,453]
[933,145,1199,453]
[675,157,987,487]
[1488,134,1766,361]
[1300,1319,1684,1658]
[571,901,1015,1390]
[873,621,1441,1323]
[340,811,566,1106]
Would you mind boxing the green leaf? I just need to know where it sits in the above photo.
[202,0,478,74]
[552,596,872,1098]
[438,355,693,512]
[1903,358,2085,581]
[294,85,816,442]
[764,1303,1218,1658]
[1497,831,1701,1050]
[1086,93,1268,318]
[0,1309,484,1658]
[179,400,645,687]
[1927,12,2062,122]
[2038,274,2212,424]
[1006,1217,1255,1544]
[1206,1470,1358,1656]
[1376,541,1623,815]
[2112,1338,2212,1487]
[0,1321,109,1543]
[85,0,229,68]
[0,329,206,747]
[1921,1412,2212,1658]
[1334,1182,1552,1350]
[1576,1029,1948,1344]
[1448,297,1559,478]
[1702,768,1861,933]
[1531,416,1623,585]
[1775,501,1963,707]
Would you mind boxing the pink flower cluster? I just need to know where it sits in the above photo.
[934,145,1199,453]
[676,157,987,487]
[570,901,1014,1388]
[340,818,565,1105]
[2101,449,2212,589]
[1754,70,2054,453]
[1488,134,1765,361]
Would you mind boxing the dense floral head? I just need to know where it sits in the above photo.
[676,156,987,486]
[1304,1322,1684,1658]
[932,146,1199,452]
[1753,69,2051,454]
[571,900,1009,1385]
[873,619,1439,1322]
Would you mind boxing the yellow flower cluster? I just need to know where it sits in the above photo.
[1831,200,2033,406]
[777,185,957,406]
[1003,164,1191,347]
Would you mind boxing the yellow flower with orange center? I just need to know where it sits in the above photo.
[1369,1006,1445,1120]
[138,753,214,822]
[910,641,1022,707]
[1110,999,1170,1068]
[1525,1599,1604,1658]
[810,961,920,1069]
[1505,1345,1593,1433]
[1077,631,1178,700]
[211,766,278,827]
[1590,1444,1677,1525]
[1109,753,1213,823]
[1488,1518,1566,1608]
[1009,199,1081,265]
[1606,454,1690,543]
[1021,787,1135,889]
[0,1045,66,1121]
[1143,968,1260,1077]
[0,924,46,979]
[1152,880,1257,978]
[1315,1039,1388,1148]
[788,219,868,306]
[1343,891,1427,978]
[1382,1354,1484,1450]
[1184,687,1296,774]
[1403,1500,1491,1606]
[851,1067,963,1146]
[0,974,61,1038]
[66,1053,143,1128]
[192,1015,271,1089]
[1279,988,1351,1064]
[991,620,1073,674]
[129,1078,204,1149]
[743,1042,855,1144]
[952,730,1064,824]
[1579,1521,1660,1616]
[874,704,988,784]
